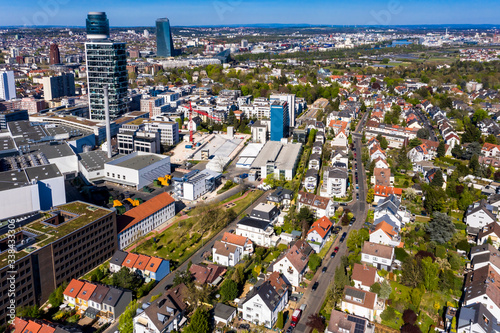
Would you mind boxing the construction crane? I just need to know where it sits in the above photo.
[186,101,222,143]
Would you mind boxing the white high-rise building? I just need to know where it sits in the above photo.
[0,71,16,101]
[144,29,149,38]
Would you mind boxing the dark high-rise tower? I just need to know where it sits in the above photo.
[49,43,60,65]
[86,12,110,39]
[85,12,128,120]
[156,18,175,57]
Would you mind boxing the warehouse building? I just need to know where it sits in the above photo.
[250,141,302,180]
[173,169,222,201]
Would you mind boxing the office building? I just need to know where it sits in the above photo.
[146,119,179,146]
[0,201,116,326]
[49,43,61,65]
[117,192,175,249]
[86,12,110,39]
[85,12,128,120]
[42,73,75,101]
[117,128,161,155]
[0,71,16,101]
[156,18,175,57]
[270,93,296,127]
[0,109,28,129]
[173,169,222,201]
[270,100,289,141]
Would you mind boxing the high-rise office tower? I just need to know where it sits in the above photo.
[85,12,128,120]
[270,100,289,142]
[0,70,16,101]
[156,18,175,57]
[42,73,75,101]
[270,93,296,127]
[49,43,61,65]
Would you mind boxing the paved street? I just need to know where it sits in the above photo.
[292,112,369,333]
[414,108,437,141]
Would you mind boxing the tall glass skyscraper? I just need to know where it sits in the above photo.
[270,101,289,141]
[156,18,175,57]
[86,12,110,39]
[85,12,128,120]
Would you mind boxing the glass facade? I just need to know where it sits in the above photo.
[270,101,289,141]
[85,42,128,120]
[156,18,175,57]
[86,12,110,39]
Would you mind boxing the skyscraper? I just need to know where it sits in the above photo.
[0,70,16,101]
[156,18,175,57]
[270,100,289,142]
[49,43,60,65]
[85,12,128,120]
[270,93,296,127]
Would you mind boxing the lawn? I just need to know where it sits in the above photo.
[133,190,263,268]
[318,236,337,259]
[415,215,430,223]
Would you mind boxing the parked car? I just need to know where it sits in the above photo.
[312,282,319,291]
[340,232,347,242]
[322,266,327,273]
[330,252,336,258]
[334,246,339,253]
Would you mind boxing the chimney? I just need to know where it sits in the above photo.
[104,85,112,159]
[363,263,367,270]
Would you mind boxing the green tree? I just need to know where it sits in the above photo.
[119,300,140,333]
[437,141,446,158]
[48,281,68,308]
[16,305,43,319]
[424,186,447,213]
[408,138,422,149]
[421,257,440,291]
[378,281,392,300]
[376,134,388,150]
[417,128,430,139]
[219,278,239,302]
[485,134,498,144]
[184,307,211,333]
[366,188,374,203]
[431,169,444,187]
[427,211,455,244]
[173,269,193,286]
[276,311,284,329]
[401,256,423,288]
[297,206,315,228]
[308,253,322,272]
[112,267,143,291]
[472,109,488,124]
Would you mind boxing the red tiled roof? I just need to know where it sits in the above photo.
[38,325,55,333]
[117,192,175,233]
[14,318,28,333]
[373,185,403,197]
[145,257,163,273]
[133,254,151,271]
[122,253,139,269]
[77,282,97,301]
[63,279,85,298]
[308,216,333,238]
[23,321,41,333]
[221,232,248,247]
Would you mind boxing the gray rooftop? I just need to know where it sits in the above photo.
[0,136,16,152]
[30,142,76,159]
[251,141,283,168]
[0,169,30,191]
[275,143,302,171]
[79,150,123,172]
[24,164,62,181]
[213,303,237,320]
[103,287,125,307]
[113,154,164,170]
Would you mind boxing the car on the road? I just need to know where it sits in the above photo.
[364,222,372,227]
[312,281,319,291]
[334,246,339,253]
[322,266,327,273]
[340,202,348,206]
[351,217,356,223]
[356,193,359,200]
[286,327,294,333]
[340,232,347,242]
[330,251,336,258]
[290,296,298,302]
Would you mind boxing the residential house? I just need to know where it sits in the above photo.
[371,168,394,187]
[361,241,394,271]
[109,250,128,273]
[306,217,333,253]
[297,191,336,218]
[457,303,500,333]
[270,240,313,288]
[213,232,253,267]
[331,150,349,166]
[369,145,386,162]
[373,157,390,169]
[369,220,402,247]
[463,264,500,320]
[325,310,374,333]
[351,263,379,292]
[482,143,500,158]
[76,282,96,311]
[465,199,497,229]
[133,284,188,333]
[189,263,226,286]
[144,257,171,281]
[470,245,500,275]
[236,217,276,247]
[304,169,319,192]
[477,222,500,249]
[373,195,405,228]
[63,279,84,307]
[372,185,403,203]
[250,203,280,224]
[87,285,110,317]
[266,187,294,210]
[309,153,322,170]
[341,286,379,322]
[324,167,349,198]
[238,273,289,328]
[102,287,132,320]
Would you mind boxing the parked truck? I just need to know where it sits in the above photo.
[290,309,302,327]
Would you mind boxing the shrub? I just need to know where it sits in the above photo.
[395,248,409,261]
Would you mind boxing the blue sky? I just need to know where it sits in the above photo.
[2,0,500,27]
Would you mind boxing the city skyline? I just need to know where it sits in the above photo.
[2,0,500,27]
